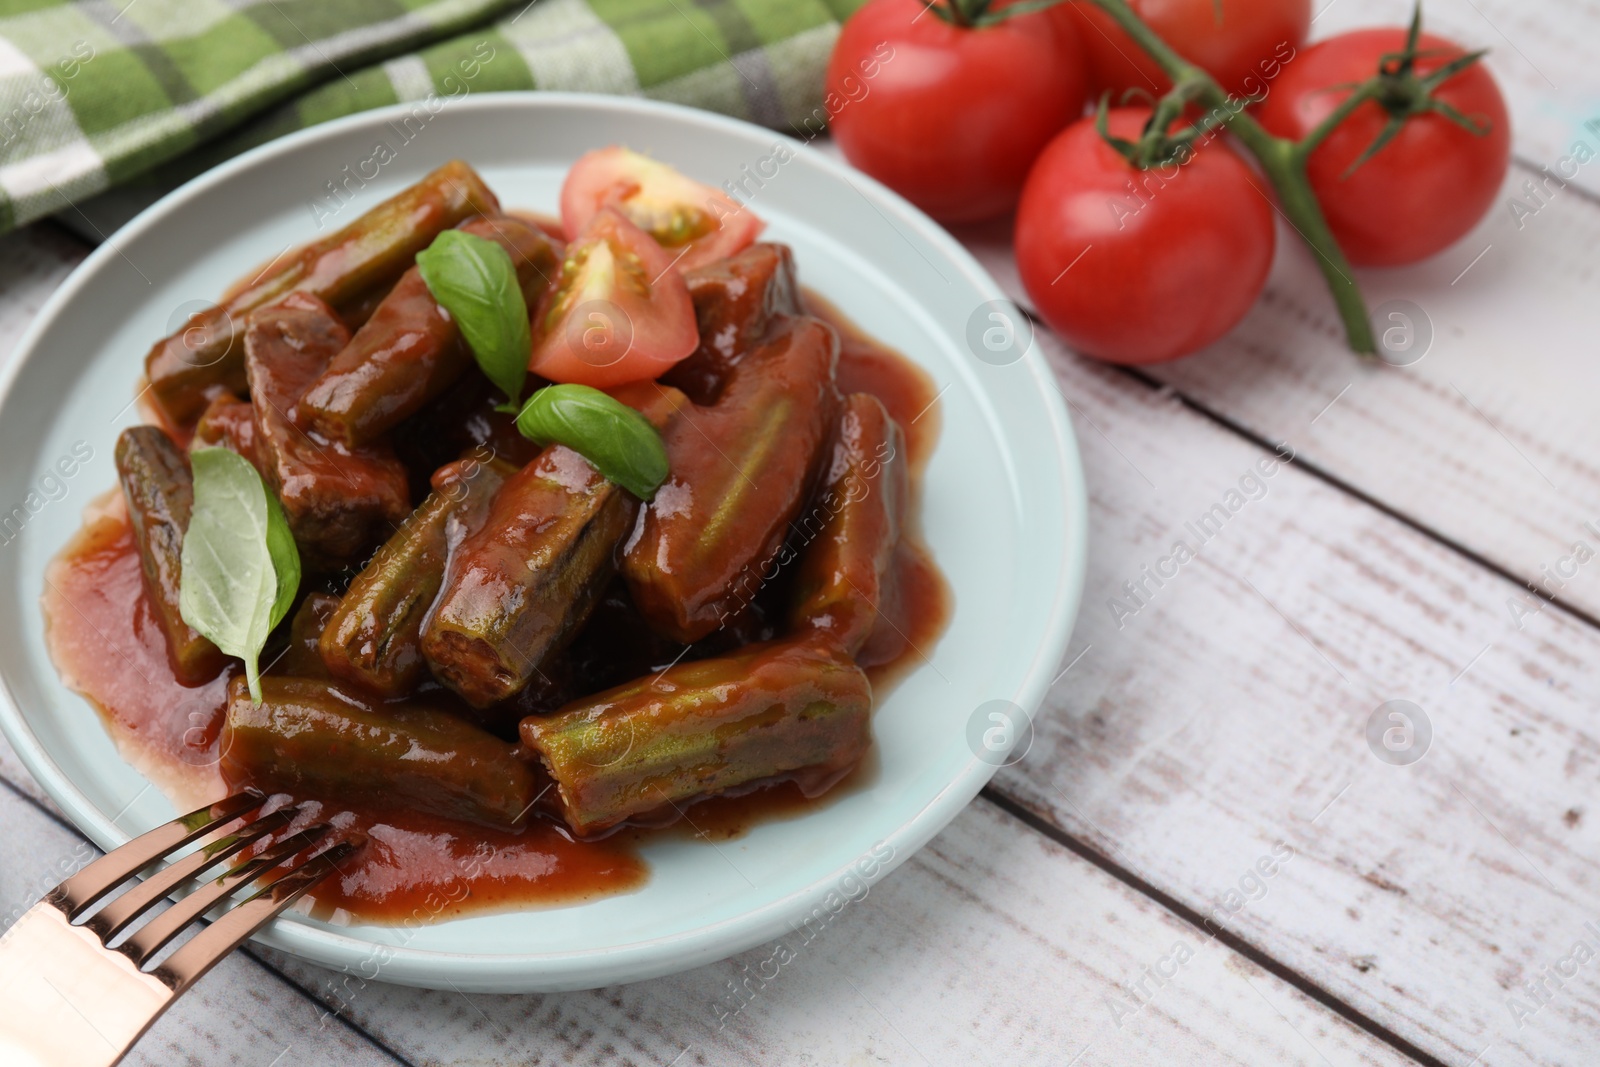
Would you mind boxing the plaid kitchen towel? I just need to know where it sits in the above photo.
[0,0,864,235]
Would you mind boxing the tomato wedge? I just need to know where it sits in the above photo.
[530,208,699,388]
[560,146,763,272]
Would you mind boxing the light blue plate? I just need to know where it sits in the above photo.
[0,93,1086,992]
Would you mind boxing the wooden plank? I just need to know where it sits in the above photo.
[986,333,1600,1066]
[253,797,1413,1067]
[1150,183,1600,623]
[0,780,405,1067]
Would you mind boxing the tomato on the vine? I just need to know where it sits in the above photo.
[1256,29,1510,267]
[1066,0,1309,101]
[826,0,1089,224]
[1014,108,1276,364]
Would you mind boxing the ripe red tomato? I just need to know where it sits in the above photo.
[530,208,698,387]
[1066,0,1308,101]
[1256,29,1510,266]
[1014,108,1276,364]
[561,146,763,272]
[826,0,1089,224]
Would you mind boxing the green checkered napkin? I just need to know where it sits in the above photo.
[0,0,864,235]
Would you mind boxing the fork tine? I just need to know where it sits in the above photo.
[48,791,266,919]
[151,839,362,995]
[117,824,330,967]
[82,807,301,943]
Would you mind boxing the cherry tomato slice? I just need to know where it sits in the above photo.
[561,147,763,272]
[530,208,699,388]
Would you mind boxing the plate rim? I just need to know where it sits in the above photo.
[0,91,1088,991]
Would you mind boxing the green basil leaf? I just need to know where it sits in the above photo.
[179,447,302,702]
[262,489,301,628]
[416,229,530,409]
[515,384,670,500]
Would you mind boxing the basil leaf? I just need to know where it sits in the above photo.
[262,490,300,628]
[515,384,670,500]
[416,229,530,409]
[179,448,302,702]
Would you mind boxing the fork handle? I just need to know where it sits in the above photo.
[0,901,172,1067]
[0,839,355,1067]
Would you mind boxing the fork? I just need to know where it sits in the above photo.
[0,790,358,1067]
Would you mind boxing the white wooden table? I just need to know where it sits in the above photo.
[3,1,1598,1063]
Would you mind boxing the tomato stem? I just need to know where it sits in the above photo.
[922,0,1001,27]
[1077,0,1378,356]
[976,0,1072,23]
[1298,4,1493,179]
[926,0,1073,26]
[1293,82,1379,158]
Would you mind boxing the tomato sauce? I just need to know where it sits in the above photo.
[808,290,941,475]
[44,301,949,924]
[284,802,645,924]
[42,493,232,809]
[808,290,951,690]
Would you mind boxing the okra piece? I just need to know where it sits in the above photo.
[220,675,539,830]
[520,637,872,837]
[421,389,686,707]
[245,293,411,569]
[319,453,515,696]
[422,445,637,708]
[298,216,560,445]
[114,426,225,684]
[624,315,839,643]
[274,592,341,679]
[192,392,262,473]
[665,242,801,404]
[789,393,907,655]
[147,160,501,429]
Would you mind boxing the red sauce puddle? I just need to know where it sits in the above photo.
[44,300,948,925]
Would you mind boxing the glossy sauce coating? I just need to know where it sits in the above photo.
[298,215,559,446]
[222,675,541,830]
[623,315,840,642]
[146,160,500,431]
[319,454,513,696]
[114,426,224,684]
[665,242,800,404]
[789,393,907,655]
[245,293,411,567]
[522,635,873,837]
[42,493,234,807]
[192,392,262,471]
[422,444,636,707]
[280,800,646,923]
[47,296,948,923]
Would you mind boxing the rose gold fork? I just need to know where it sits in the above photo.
[0,790,358,1067]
